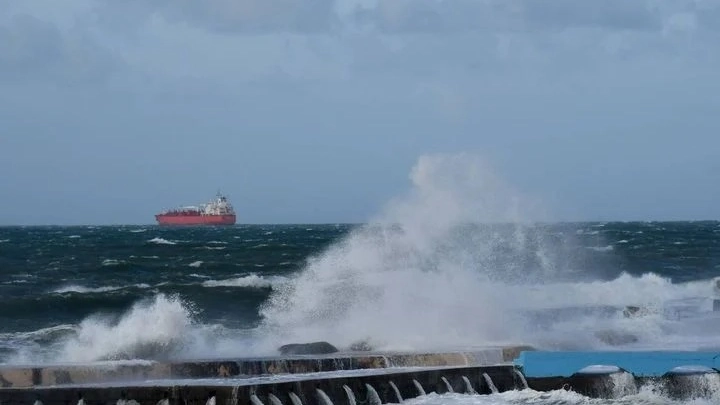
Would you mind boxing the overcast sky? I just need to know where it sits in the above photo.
[1,0,719,225]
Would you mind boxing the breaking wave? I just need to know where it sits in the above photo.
[147,237,176,245]
[256,153,720,352]
[202,274,288,289]
[51,284,151,294]
[6,294,257,364]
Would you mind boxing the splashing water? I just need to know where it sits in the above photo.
[257,153,548,350]
[483,373,499,394]
[402,388,720,405]
[8,294,257,364]
[256,153,720,353]
[609,372,638,398]
[56,294,199,362]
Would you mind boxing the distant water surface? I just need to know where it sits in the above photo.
[0,222,719,364]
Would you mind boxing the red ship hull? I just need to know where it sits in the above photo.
[155,214,236,226]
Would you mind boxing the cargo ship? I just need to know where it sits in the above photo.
[155,193,236,225]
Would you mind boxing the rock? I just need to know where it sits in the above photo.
[622,305,655,318]
[349,340,373,352]
[278,341,338,355]
[594,330,639,346]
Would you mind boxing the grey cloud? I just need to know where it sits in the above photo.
[95,0,337,34]
[346,0,717,34]
[518,0,662,31]
[350,0,523,33]
[0,14,119,83]
[0,15,63,76]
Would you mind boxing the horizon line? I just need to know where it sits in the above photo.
[0,219,718,227]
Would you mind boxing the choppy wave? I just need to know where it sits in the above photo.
[52,285,123,294]
[147,237,176,245]
[202,274,287,289]
[51,284,150,294]
[588,245,614,252]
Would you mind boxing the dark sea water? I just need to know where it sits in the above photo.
[1,222,719,365]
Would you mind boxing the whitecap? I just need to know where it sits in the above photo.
[148,237,176,245]
[202,274,287,289]
[52,285,122,294]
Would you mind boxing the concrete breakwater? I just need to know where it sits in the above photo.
[0,364,522,405]
[7,347,720,404]
[0,347,530,388]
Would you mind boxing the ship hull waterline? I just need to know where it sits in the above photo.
[155,214,236,226]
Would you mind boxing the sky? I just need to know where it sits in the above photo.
[1,0,719,225]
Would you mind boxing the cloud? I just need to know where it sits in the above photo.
[94,0,338,34]
[0,13,120,84]
[345,0,674,34]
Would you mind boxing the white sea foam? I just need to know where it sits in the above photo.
[148,237,176,245]
[188,261,204,268]
[51,284,151,294]
[52,285,123,294]
[101,259,125,266]
[203,274,287,289]
[401,389,720,405]
[588,245,614,252]
[3,279,28,284]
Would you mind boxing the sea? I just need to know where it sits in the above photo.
[1,221,720,405]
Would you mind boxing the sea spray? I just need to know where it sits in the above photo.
[255,156,720,353]
[9,293,261,363]
[257,153,564,351]
[57,294,197,362]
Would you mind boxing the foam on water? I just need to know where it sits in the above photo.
[147,237,176,245]
[400,389,720,405]
[50,284,151,295]
[202,274,287,289]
